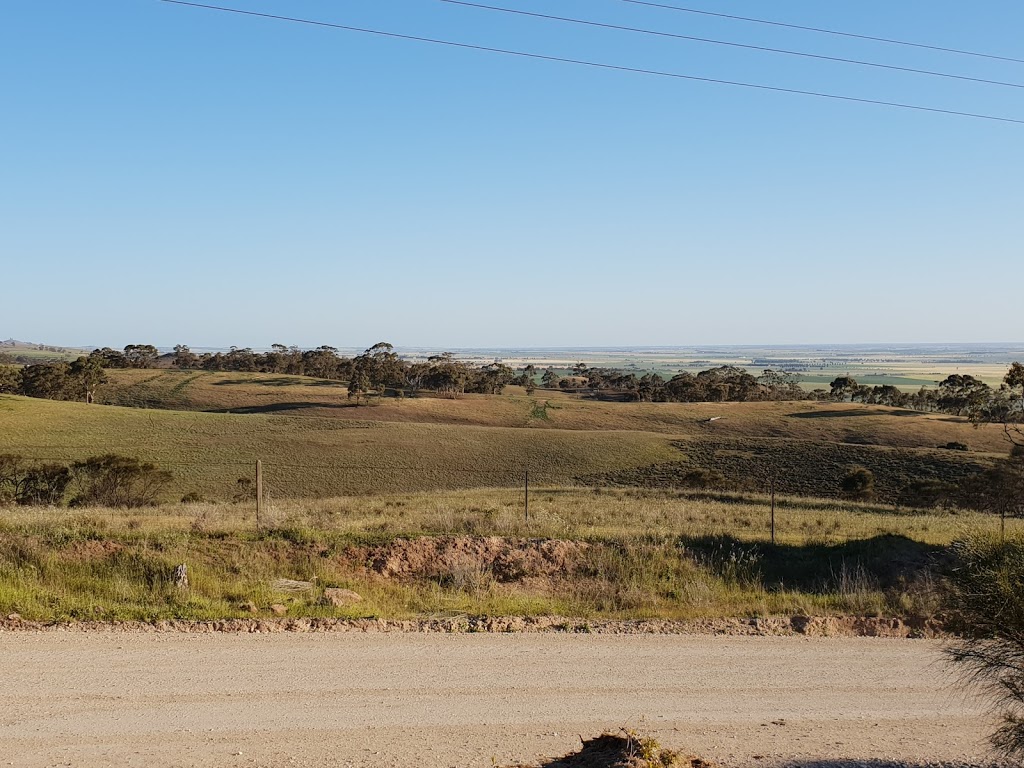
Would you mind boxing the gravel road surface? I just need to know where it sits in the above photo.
[0,633,994,767]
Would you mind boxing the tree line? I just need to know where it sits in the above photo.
[1,342,1020,432]
[537,361,1024,418]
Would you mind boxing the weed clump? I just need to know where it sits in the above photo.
[508,731,710,768]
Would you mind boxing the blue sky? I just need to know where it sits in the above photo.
[2,0,1022,348]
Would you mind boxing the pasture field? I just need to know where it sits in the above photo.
[0,390,1008,502]
[97,369,1010,448]
[0,394,679,499]
[0,342,85,363]
[1,487,1014,623]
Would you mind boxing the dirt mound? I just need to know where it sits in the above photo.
[366,536,589,583]
[62,540,125,561]
[509,733,713,768]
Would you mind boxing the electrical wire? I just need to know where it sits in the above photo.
[616,0,1024,65]
[441,0,1024,90]
[157,1,1024,125]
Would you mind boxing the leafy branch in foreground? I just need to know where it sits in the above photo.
[945,534,1024,756]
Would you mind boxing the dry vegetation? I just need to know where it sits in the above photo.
[97,369,1011,451]
[1,372,1017,626]
[0,375,1009,503]
[0,487,1014,624]
[508,731,710,768]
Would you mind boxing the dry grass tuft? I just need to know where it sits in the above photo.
[508,731,712,768]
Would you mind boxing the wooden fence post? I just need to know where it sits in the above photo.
[524,470,529,523]
[256,459,263,530]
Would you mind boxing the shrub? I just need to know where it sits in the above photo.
[0,454,27,505]
[19,464,72,506]
[70,454,171,508]
[0,454,71,506]
[840,466,876,501]
[679,468,728,490]
[946,535,1024,757]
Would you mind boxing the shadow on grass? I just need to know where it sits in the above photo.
[584,486,934,516]
[212,377,342,388]
[206,402,358,414]
[525,734,706,768]
[774,765,999,768]
[782,763,1004,768]
[521,739,1003,768]
[787,408,926,419]
[679,533,947,592]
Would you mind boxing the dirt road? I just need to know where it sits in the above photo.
[0,633,993,767]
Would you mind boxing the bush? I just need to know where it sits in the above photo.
[679,468,728,490]
[19,464,72,506]
[840,466,876,500]
[0,455,71,506]
[946,535,1024,757]
[70,454,172,508]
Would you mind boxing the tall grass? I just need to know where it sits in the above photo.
[0,487,996,623]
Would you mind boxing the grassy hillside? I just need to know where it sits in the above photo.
[96,369,1012,453]
[0,395,678,499]
[0,392,1001,504]
[0,342,85,363]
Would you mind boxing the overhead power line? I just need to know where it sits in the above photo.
[158,1,1024,125]
[617,0,1024,66]
[442,0,1024,91]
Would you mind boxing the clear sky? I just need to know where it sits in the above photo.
[2,0,1022,349]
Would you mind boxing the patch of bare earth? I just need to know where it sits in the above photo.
[361,535,590,587]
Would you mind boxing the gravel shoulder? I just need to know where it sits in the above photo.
[0,634,994,767]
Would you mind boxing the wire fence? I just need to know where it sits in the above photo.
[4,451,1021,543]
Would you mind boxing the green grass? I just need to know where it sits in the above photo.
[0,394,679,499]
[0,388,1010,503]
[0,342,86,363]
